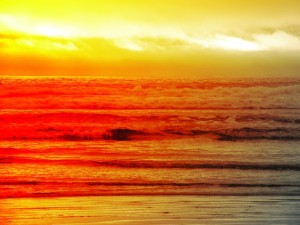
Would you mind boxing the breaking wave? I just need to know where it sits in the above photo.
[1,126,299,141]
[2,127,300,141]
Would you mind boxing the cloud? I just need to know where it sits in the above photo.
[1,28,300,77]
[0,33,80,52]
[253,31,300,51]
[2,1,300,39]
[113,38,144,51]
[103,30,300,52]
[2,29,300,54]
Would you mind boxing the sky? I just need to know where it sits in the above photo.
[0,0,300,77]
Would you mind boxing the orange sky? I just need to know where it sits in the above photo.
[1,0,300,77]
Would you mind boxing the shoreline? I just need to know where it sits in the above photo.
[2,195,299,225]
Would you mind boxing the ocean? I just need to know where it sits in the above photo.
[0,76,299,224]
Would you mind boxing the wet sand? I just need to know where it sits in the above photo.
[1,195,300,225]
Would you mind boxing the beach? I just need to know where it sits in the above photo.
[2,196,300,225]
[2,0,300,224]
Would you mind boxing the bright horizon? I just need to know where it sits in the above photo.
[1,0,300,77]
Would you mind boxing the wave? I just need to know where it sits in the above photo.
[211,128,300,141]
[1,181,299,188]
[235,115,300,124]
[3,155,299,171]
[164,128,300,140]
[54,128,148,141]
[0,157,15,164]
[91,160,300,171]
[87,182,300,188]
[1,126,300,141]
[0,181,39,185]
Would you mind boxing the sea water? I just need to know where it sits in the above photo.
[0,76,299,224]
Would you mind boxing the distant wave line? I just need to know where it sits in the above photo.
[2,156,300,171]
[1,181,299,188]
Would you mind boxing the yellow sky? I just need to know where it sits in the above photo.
[1,0,300,77]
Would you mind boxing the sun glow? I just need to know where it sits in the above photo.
[35,25,71,38]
